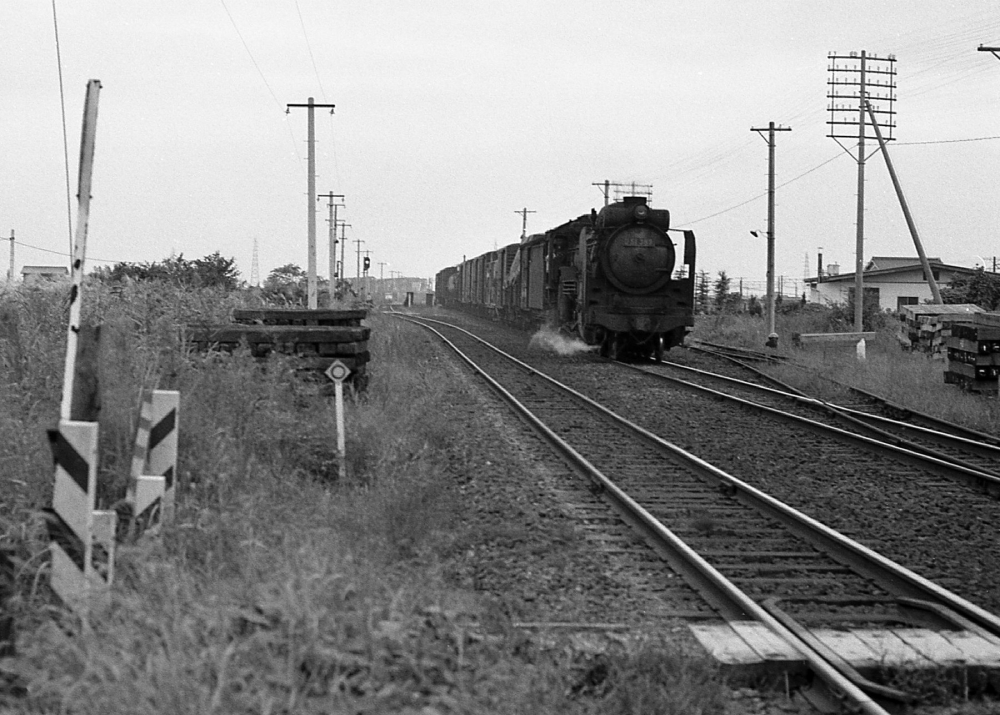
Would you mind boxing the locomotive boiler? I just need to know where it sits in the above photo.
[435,196,696,361]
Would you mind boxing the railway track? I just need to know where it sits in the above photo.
[636,358,1000,496]
[680,342,1000,487]
[401,314,1000,713]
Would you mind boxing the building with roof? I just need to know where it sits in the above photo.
[20,265,69,284]
[805,256,982,313]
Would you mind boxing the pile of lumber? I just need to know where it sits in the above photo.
[901,304,984,356]
[943,313,1000,394]
[187,309,370,390]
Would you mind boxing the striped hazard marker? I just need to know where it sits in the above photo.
[128,390,179,531]
[46,420,116,610]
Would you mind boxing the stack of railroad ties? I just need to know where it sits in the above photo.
[185,308,370,391]
[901,304,1000,393]
[942,312,1000,394]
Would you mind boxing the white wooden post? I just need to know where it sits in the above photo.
[324,360,351,480]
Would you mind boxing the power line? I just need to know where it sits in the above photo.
[12,238,118,264]
[677,150,849,227]
[895,134,1000,145]
[219,0,302,163]
[219,0,282,110]
[50,0,73,262]
[295,1,327,100]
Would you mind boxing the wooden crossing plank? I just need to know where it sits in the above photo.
[728,621,804,663]
[688,623,765,665]
[894,629,971,666]
[938,631,1000,666]
[850,629,935,668]
[811,630,882,669]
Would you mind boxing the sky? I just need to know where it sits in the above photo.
[3,1,1000,296]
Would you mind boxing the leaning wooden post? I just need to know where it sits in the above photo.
[48,79,116,612]
[60,80,102,423]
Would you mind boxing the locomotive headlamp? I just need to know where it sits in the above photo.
[633,204,649,221]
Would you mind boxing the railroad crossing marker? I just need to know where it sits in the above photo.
[325,360,350,480]
[325,360,350,383]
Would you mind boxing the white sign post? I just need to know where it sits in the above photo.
[324,360,351,480]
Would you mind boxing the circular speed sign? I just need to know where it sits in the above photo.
[325,359,351,383]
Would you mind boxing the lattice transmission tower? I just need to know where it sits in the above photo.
[250,238,260,287]
[827,50,897,331]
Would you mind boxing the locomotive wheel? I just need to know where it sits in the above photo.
[653,335,664,363]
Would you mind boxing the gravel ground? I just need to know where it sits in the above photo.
[409,308,1000,715]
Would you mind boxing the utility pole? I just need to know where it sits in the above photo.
[979,44,1000,60]
[592,180,611,207]
[863,99,941,303]
[378,261,386,302]
[354,237,365,284]
[751,121,791,347]
[515,208,536,240]
[286,97,336,309]
[318,191,345,306]
[338,221,351,289]
[827,51,897,332]
[7,230,13,283]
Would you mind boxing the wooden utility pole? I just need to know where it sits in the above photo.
[751,122,791,347]
[592,180,611,207]
[338,221,351,287]
[515,207,536,240]
[286,97,335,309]
[864,100,941,303]
[62,80,101,422]
[318,192,344,306]
[7,230,13,283]
[354,237,364,283]
[978,45,1000,60]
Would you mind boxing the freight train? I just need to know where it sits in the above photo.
[435,196,696,360]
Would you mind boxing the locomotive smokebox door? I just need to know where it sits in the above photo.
[601,225,676,294]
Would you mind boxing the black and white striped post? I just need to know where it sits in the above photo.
[47,422,114,609]
[128,390,179,529]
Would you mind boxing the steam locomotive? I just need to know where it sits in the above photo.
[434,196,696,360]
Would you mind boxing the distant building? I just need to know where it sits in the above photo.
[21,265,70,284]
[805,256,981,313]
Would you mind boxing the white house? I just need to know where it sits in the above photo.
[805,256,981,313]
[20,265,69,284]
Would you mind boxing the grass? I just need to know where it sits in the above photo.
[0,280,730,713]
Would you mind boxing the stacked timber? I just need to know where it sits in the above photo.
[943,313,1000,394]
[901,304,983,355]
[187,309,370,390]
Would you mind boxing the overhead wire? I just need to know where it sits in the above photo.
[219,0,303,163]
[13,237,118,264]
[50,0,74,262]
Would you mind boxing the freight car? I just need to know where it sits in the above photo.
[435,196,696,361]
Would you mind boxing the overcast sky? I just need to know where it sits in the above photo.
[3,1,1000,295]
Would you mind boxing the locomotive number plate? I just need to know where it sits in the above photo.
[623,237,656,247]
